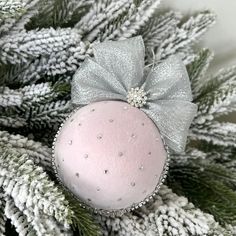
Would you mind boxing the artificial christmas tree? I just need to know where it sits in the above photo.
[0,0,236,235]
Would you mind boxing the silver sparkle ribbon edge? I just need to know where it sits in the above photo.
[71,36,197,153]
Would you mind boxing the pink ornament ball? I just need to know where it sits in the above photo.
[53,101,167,212]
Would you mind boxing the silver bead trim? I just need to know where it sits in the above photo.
[51,106,171,217]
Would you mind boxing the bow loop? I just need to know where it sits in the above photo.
[71,36,197,153]
[71,58,126,105]
[144,56,193,102]
[93,36,145,90]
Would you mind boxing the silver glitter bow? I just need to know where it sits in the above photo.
[71,36,197,153]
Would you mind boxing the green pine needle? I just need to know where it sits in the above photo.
[65,192,101,236]
[0,1,26,21]
[187,49,212,83]
[187,49,213,100]
[168,159,236,225]
[0,190,6,235]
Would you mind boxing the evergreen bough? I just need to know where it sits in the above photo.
[0,0,235,235]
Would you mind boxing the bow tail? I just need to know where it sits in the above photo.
[142,101,197,153]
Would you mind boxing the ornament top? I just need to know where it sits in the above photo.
[71,36,197,153]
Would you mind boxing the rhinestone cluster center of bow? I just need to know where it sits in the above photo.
[127,87,147,108]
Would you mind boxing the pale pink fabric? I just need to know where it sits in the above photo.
[55,101,167,210]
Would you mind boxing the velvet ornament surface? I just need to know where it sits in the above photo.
[54,101,167,210]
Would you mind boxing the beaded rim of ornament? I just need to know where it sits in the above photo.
[51,104,170,217]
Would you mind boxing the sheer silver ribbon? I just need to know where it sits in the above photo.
[71,36,197,153]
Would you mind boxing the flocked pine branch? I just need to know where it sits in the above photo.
[0,81,69,110]
[0,81,71,131]
[4,195,75,236]
[28,0,93,29]
[168,156,236,226]
[0,116,26,129]
[98,185,232,236]
[0,99,70,133]
[4,196,36,236]
[0,190,6,236]
[0,150,72,226]
[10,39,91,84]
[141,11,181,49]
[0,28,82,64]
[223,149,236,171]
[27,99,71,129]
[76,0,135,41]
[168,47,236,228]
[0,6,215,85]
[0,131,52,169]
[0,0,40,36]
[0,0,25,21]
[189,61,236,151]
[111,0,162,40]
[194,65,236,120]
[0,149,100,236]
[0,4,217,135]
[187,48,214,99]
[187,142,236,174]
[191,121,236,148]
[0,0,235,235]
[0,86,23,107]
[149,11,216,64]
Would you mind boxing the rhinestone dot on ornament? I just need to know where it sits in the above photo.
[51,104,170,217]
